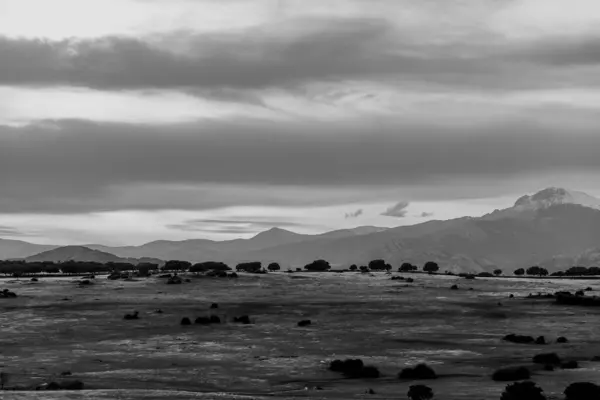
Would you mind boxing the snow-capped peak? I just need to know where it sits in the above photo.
[513,187,600,210]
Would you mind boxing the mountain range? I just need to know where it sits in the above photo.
[3,187,600,272]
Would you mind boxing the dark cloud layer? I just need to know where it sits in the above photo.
[2,17,600,92]
[1,118,600,213]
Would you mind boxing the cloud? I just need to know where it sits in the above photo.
[3,15,600,95]
[381,201,410,218]
[2,116,600,213]
[0,19,402,91]
[420,212,434,218]
[345,209,363,219]
[0,225,35,237]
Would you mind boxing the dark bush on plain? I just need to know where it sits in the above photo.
[561,360,579,369]
[398,364,437,380]
[492,366,530,381]
[532,353,561,365]
[503,334,535,344]
[328,359,380,378]
[564,382,600,400]
[233,315,252,324]
[501,381,546,400]
[407,384,434,400]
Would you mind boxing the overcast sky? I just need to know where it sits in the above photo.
[2,0,600,245]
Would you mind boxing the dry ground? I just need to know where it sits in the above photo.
[1,272,599,399]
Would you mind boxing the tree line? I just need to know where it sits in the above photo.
[2,259,599,277]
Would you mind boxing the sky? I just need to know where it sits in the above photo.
[2,0,600,245]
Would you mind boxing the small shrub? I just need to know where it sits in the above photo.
[399,364,437,380]
[492,366,530,381]
[564,382,600,400]
[501,381,546,400]
[407,384,434,400]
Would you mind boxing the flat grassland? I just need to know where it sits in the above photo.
[1,272,599,399]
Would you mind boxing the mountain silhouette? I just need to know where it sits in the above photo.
[4,188,600,272]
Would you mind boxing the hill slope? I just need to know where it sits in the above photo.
[26,246,127,263]
[0,239,57,260]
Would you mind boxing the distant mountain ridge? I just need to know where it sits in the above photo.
[24,245,163,265]
[6,188,600,272]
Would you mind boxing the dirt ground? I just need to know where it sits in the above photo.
[1,272,599,399]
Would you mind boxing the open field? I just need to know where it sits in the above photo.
[1,272,600,399]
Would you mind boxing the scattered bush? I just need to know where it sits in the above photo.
[297,320,311,327]
[398,364,437,380]
[492,366,530,381]
[503,334,535,344]
[564,382,600,400]
[501,381,546,400]
[123,311,139,320]
[561,360,579,369]
[532,353,561,365]
[329,359,380,378]
[0,289,17,298]
[407,384,434,400]
[167,276,182,284]
[233,315,252,324]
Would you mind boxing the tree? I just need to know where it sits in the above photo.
[267,263,281,271]
[399,263,416,272]
[514,268,525,276]
[190,262,230,273]
[526,266,548,277]
[368,259,388,271]
[493,269,503,276]
[349,264,358,271]
[137,263,159,275]
[163,260,191,272]
[236,262,262,273]
[304,259,331,272]
[423,261,439,273]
